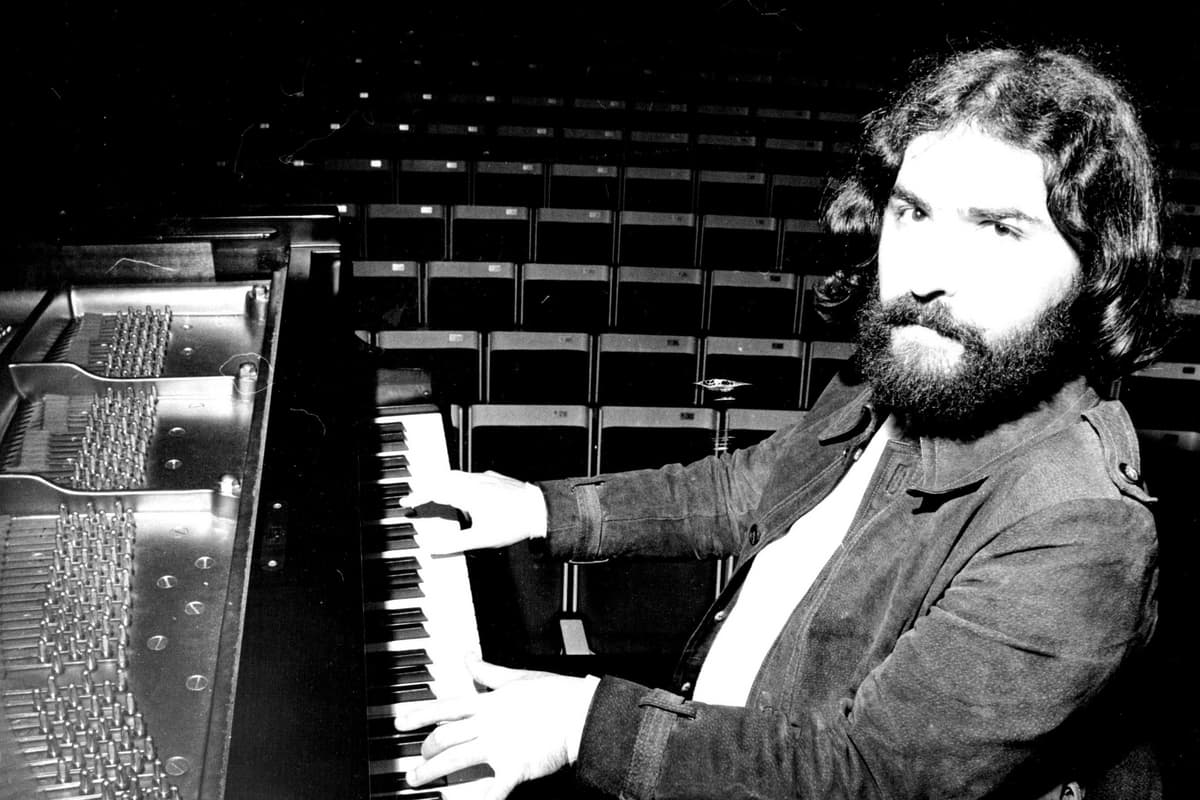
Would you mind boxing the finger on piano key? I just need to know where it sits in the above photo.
[393,691,480,732]
[365,657,481,715]
[393,470,461,510]
[395,740,491,790]
[369,754,493,795]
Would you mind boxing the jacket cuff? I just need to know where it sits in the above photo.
[575,677,693,799]
[537,477,605,560]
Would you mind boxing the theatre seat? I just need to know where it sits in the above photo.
[576,405,722,684]
[475,161,547,208]
[699,214,779,271]
[397,158,470,206]
[449,205,532,263]
[613,266,705,335]
[596,333,700,407]
[363,203,447,261]
[424,260,517,331]
[486,331,592,405]
[374,329,482,406]
[617,211,698,268]
[520,263,611,332]
[534,208,616,265]
[467,404,593,663]
[705,269,799,338]
[701,335,804,409]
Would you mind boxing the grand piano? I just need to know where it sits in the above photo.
[0,209,608,800]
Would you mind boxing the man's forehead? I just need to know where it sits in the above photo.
[893,124,1051,212]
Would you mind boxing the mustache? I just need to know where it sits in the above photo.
[873,297,986,348]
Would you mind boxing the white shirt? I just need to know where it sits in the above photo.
[691,415,897,706]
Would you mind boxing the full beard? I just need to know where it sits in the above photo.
[854,289,1086,441]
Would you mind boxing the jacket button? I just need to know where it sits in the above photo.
[748,524,760,545]
[680,681,693,693]
[713,610,727,622]
[1119,463,1141,483]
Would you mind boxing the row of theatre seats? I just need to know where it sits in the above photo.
[250,160,834,219]
[334,203,836,278]
[346,259,847,339]
[333,202,830,271]
[231,81,872,169]
[361,328,851,411]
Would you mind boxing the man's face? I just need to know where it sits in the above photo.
[859,124,1086,436]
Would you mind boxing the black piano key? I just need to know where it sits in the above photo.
[367,681,437,707]
[376,496,413,514]
[375,419,408,434]
[365,581,425,602]
[366,662,434,688]
[369,733,425,760]
[367,649,433,671]
[379,465,412,481]
[364,555,421,574]
[371,772,447,793]
[367,423,408,448]
[365,623,428,646]
[364,558,422,590]
[366,454,411,481]
[365,607,428,631]
[363,522,419,553]
[363,482,413,502]
[363,487,414,515]
[368,718,435,740]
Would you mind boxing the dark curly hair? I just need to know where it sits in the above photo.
[819,46,1175,380]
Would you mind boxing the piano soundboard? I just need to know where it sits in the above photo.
[0,279,284,799]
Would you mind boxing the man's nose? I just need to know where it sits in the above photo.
[903,232,960,303]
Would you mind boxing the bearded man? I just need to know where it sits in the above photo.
[394,46,1175,799]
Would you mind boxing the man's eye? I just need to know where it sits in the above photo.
[988,221,1018,237]
[897,206,927,221]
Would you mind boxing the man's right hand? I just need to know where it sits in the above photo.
[401,469,548,554]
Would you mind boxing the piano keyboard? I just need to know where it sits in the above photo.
[359,408,491,799]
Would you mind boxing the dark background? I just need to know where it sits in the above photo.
[5,1,1199,231]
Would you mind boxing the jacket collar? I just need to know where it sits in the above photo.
[907,378,1098,494]
[816,374,1101,496]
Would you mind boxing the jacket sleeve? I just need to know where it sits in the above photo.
[571,498,1158,799]
[534,418,801,562]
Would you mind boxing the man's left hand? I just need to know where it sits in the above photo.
[394,656,600,800]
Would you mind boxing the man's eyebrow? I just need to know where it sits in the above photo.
[888,185,926,208]
[964,205,1046,226]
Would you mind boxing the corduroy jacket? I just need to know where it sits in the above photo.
[538,373,1158,799]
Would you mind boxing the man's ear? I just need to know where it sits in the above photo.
[1060,780,1085,799]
